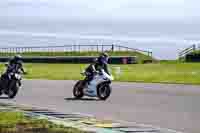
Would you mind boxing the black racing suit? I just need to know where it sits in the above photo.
[84,58,110,85]
[6,59,25,74]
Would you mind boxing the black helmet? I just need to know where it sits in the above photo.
[14,54,22,61]
[101,52,109,58]
[99,52,109,64]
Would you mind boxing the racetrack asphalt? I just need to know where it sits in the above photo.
[0,80,200,133]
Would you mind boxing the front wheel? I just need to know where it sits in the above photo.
[73,80,84,99]
[8,80,20,99]
[97,83,112,100]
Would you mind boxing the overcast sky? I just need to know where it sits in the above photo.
[0,0,199,59]
[0,0,196,21]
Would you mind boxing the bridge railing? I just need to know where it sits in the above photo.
[179,44,196,58]
[0,44,152,57]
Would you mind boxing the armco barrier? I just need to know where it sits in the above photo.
[0,56,137,64]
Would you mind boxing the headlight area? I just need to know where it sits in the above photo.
[14,73,22,80]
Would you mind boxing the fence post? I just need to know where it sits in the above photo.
[119,46,121,51]
[97,45,99,52]
[111,44,114,52]
[74,45,76,52]
[16,48,18,54]
[9,48,12,56]
[193,44,196,51]
[91,45,94,51]
[78,45,81,53]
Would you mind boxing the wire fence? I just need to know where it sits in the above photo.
[178,44,200,58]
[0,44,152,57]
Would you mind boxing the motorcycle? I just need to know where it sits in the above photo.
[73,69,114,100]
[0,63,23,99]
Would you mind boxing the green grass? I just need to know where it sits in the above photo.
[114,63,200,84]
[0,62,199,85]
[0,112,24,127]
[190,50,200,54]
[0,112,86,133]
[0,51,153,63]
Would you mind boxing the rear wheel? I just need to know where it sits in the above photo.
[73,80,84,99]
[97,83,112,100]
[8,80,19,99]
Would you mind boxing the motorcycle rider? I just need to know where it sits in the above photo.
[6,55,26,74]
[83,52,110,86]
[0,55,26,88]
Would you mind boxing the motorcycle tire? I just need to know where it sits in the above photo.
[97,83,112,100]
[73,80,84,99]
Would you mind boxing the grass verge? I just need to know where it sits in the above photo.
[0,62,199,85]
[0,111,86,133]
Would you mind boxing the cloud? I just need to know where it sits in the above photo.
[0,0,186,20]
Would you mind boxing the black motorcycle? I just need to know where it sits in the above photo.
[0,64,23,99]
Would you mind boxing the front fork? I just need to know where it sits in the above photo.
[18,80,21,86]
